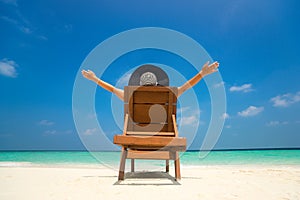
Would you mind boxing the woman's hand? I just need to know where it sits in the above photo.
[81,69,124,101]
[81,70,98,81]
[200,61,219,76]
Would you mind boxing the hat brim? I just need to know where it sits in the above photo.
[128,64,169,86]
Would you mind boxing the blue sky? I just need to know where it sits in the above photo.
[0,0,299,150]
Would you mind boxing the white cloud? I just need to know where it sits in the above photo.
[1,15,32,34]
[179,107,190,113]
[83,128,97,136]
[178,107,201,127]
[37,35,48,41]
[43,129,72,136]
[270,91,300,107]
[179,106,201,114]
[214,81,225,88]
[43,130,57,135]
[180,115,199,126]
[221,112,230,119]
[0,16,17,24]
[20,26,32,34]
[266,121,280,126]
[230,84,253,93]
[238,106,264,117]
[87,113,97,120]
[0,59,18,78]
[225,125,231,129]
[178,113,205,127]
[1,11,46,40]
[38,120,54,126]
[64,130,72,134]
[266,121,289,127]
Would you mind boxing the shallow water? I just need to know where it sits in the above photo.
[0,149,299,168]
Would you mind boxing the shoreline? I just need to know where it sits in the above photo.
[1,147,300,151]
[1,161,300,168]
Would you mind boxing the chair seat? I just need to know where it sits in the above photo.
[113,135,186,151]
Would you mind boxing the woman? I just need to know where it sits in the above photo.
[81,61,219,101]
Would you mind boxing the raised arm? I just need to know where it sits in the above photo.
[81,69,124,101]
[177,61,219,97]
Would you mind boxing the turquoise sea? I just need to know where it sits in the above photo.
[0,150,300,168]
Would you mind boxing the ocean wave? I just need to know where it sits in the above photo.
[0,161,111,169]
[0,162,34,167]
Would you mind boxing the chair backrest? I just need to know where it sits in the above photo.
[124,86,178,135]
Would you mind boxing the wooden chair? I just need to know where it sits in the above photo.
[113,86,186,181]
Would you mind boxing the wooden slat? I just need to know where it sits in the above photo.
[123,114,129,135]
[167,91,173,131]
[124,87,129,103]
[134,91,169,103]
[172,114,178,137]
[114,135,186,149]
[133,104,167,123]
[123,145,186,152]
[166,160,169,172]
[126,131,175,136]
[130,104,176,123]
[128,89,134,131]
[172,88,178,103]
[118,148,127,180]
[131,123,169,132]
[131,159,134,172]
[124,104,128,117]
[174,152,181,180]
[127,150,174,160]
[124,86,131,103]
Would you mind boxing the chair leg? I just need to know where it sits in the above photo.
[174,152,181,180]
[118,148,127,180]
[166,160,169,172]
[131,159,135,172]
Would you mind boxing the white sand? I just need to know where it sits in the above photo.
[1,165,300,200]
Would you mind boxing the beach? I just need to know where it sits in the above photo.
[1,164,300,200]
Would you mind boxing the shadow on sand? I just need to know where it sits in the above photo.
[114,171,181,186]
